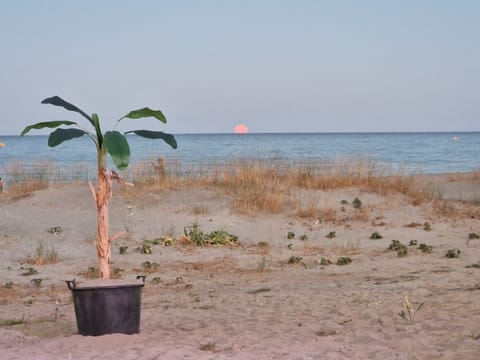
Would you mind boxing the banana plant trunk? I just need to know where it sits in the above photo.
[89,147,112,279]
[96,165,111,279]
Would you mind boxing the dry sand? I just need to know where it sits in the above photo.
[1,177,480,359]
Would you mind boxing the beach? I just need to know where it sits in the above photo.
[1,174,480,359]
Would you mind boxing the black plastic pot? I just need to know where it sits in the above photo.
[66,276,145,336]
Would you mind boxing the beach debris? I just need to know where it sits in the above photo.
[287,231,295,239]
[400,296,413,321]
[336,257,352,265]
[315,329,337,337]
[399,296,424,322]
[47,226,63,235]
[118,246,128,254]
[369,231,383,240]
[446,248,461,258]
[404,222,422,228]
[161,237,174,246]
[465,262,480,269]
[247,287,271,294]
[352,198,362,209]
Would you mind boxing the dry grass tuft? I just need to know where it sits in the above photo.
[2,161,54,199]
[208,160,287,213]
[24,240,59,265]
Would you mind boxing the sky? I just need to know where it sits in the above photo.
[1,0,479,135]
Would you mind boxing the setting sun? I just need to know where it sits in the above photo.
[233,124,248,134]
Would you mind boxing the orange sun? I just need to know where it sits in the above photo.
[233,124,248,134]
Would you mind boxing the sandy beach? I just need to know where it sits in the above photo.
[1,174,480,359]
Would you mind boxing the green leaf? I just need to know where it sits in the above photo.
[122,108,167,123]
[104,131,131,170]
[125,130,177,149]
[91,113,103,147]
[48,128,88,147]
[21,121,77,136]
[41,96,93,125]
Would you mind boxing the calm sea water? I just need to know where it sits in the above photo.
[0,132,479,180]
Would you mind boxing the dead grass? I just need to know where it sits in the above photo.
[1,158,444,215]
[2,161,54,199]
[24,240,59,266]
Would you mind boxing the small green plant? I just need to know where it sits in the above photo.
[288,256,303,264]
[183,223,238,246]
[3,281,13,289]
[151,277,162,284]
[388,240,408,257]
[5,315,26,326]
[141,244,152,254]
[446,248,461,258]
[299,234,309,241]
[468,233,480,240]
[397,247,408,257]
[30,278,43,287]
[340,200,349,205]
[468,333,480,340]
[370,231,383,240]
[319,258,332,266]
[141,261,159,272]
[408,240,418,246]
[423,222,432,231]
[336,257,352,265]
[207,229,238,245]
[47,226,62,234]
[200,342,216,352]
[21,267,38,276]
[287,231,295,240]
[257,241,270,248]
[352,198,362,209]
[325,231,336,239]
[119,246,128,254]
[418,243,433,253]
[184,222,206,246]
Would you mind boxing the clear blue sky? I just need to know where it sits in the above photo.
[1,0,479,134]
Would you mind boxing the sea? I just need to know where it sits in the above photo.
[0,132,479,181]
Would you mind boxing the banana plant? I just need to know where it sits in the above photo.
[21,96,177,278]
